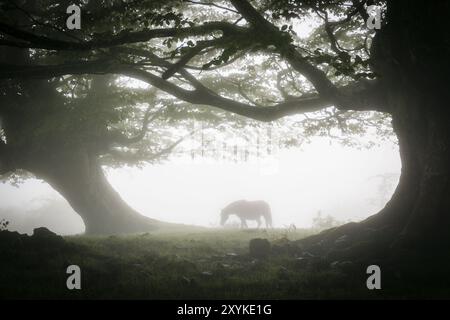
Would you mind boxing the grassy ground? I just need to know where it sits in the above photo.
[1,226,450,299]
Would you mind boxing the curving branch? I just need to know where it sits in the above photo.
[120,66,334,121]
[161,37,233,80]
[229,0,277,31]
[107,130,196,163]
[229,0,340,99]
[0,58,386,120]
[186,1,239,14]
[0,21,247,51]
[0,59,116,78]
[109,105,164,146]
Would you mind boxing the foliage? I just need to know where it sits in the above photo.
[311,210,345,231]
[0,0,394,182]
[0,219,9,231]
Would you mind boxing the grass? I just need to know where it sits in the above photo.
[1,226,450,299]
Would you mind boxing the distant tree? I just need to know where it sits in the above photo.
[367,173,400,208]
[312,211,344,231]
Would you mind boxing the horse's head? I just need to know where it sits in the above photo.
[220,209,228,226]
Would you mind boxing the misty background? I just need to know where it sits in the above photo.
[0,11,402,235]
[0,134,400,235]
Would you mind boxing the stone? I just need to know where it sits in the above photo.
[249,238,271,259]
[31,227,65,246]
[32,227,58,238]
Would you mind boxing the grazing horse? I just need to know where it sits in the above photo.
[220,200,272,228]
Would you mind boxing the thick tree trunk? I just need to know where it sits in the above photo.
[300,1,450,254]
[363,91,450,247]
[27,149,160,235]
[1,43,163,235]
[369,0,450,245]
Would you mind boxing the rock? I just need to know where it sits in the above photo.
[31,227,65,246]
[32,227,58,238]
[201,271,213,276]
[249,238,271,259]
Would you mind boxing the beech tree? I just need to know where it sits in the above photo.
[0,0,448,250]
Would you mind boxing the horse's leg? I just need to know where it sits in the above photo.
[265,215,271,228]
[241,218,248,229]
[257,217,261,229]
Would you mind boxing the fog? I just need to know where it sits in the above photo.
[0,7,404,236]
[0,136,400,235]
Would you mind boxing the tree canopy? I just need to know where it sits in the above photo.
[0,0,394,179]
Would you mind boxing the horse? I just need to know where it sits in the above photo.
[220,200,272,228]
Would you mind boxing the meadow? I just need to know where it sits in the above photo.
[0,226,448,299]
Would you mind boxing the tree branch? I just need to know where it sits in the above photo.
[0,21,247,51]
[0,58,386,118]
[120,66,333,121]
[229,0,276,30]
[229,0,340,99]
[107,131,195,163]
[161,39,226,80]
[186,1,239,14]
[109,105,164,146]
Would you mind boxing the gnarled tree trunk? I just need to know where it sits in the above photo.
[368,0,450,245]
[1,42,161,235]
[26,149,160,235]
[300,0,450,253]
